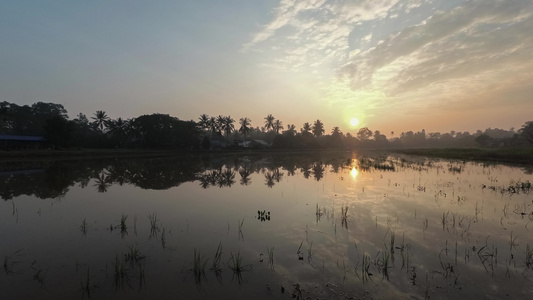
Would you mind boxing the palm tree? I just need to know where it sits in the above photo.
[208,116,218,136]
[312,119,325,137]
[285,124,296,136]
[107,117,131,147]
[239,117,252,141]
[331,126,342,136]
[221,116,235,138]
[273,119,284,134]
[91,110,110,132]
[301,122,312,135]
[264,114,275,132]
[198,114,210,132]
[216,115,225,137]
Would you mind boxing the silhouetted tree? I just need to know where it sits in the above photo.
[284,124,296,136]
[91,110,110,133]
[107,117,131,147]
[216,115,225,137]
[264,114,275,132]
[43,115,74,148]
[198,114,210,132]
[475,134,494,147]
[131,114,200,148]
[208,116,218,137]
[273,119,284,134]
[329,126,343,148]
[301,122,312,135]
[373,130,388,147]
[221,116,235,138]
[357,127,372,140]
[239,117,252,141]
[519,121,533,145]
[312,120,325,137]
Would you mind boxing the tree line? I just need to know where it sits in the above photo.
[1,101,532,150]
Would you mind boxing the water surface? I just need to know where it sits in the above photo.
[1,151,533,299]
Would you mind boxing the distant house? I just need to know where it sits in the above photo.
[239,140,270,149]
[0,135,47,150]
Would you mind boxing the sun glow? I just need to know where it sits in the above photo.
[350,166,358,179]
[350,117,359,127]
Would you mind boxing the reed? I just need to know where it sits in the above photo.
[120,214,128,238]
[125,245,144,266]
[161,227,166,249]
[307,242,313,263]
[193,248,208,285]
[297,241,304,260]
[525,244,533,269]
[80,267,94,298]
[32,267,46,288]
[3,249,22,275]
[238,218,245,240]
[211,242,223,272]
[361,254,372,283]
[148,212,160,238]
[113,254,130,290]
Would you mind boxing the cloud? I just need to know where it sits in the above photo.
[245,0,533,128]
[339,0,533,99]
[243,0,401,69]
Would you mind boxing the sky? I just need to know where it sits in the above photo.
[1,0,532,136]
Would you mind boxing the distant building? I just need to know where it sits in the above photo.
[239,140,270,149]
[0,135,47,150]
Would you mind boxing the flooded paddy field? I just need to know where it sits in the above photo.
[1,151,532,299]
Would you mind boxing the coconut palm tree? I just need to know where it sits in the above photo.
[221,116,235,138]
[208,116,218,136]
[273,119,284,134]
[198,114,210,132]
[284,124,296,136]
[239,117,252,141]
[331,126,342,136]
[216,115,225,137]
[107,117,131,147]
[301,122,312,135]
[91,110,110,132]
[264,114,275,132]
[312,119,325,137]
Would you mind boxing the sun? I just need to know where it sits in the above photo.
[350,117,359,127]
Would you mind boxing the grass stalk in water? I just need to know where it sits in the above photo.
[161,227,166,249]
[148,212,160,238]
[113,255,130,290]
[119,214,128,238]
[193,248,208,286]
[228,251,251,284]
[125,245,145,266]
[3,249,22,275]
[211,242,223,272]
[238,218,245,240]
[80,218,88,237]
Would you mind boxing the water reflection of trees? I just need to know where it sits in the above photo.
[198,168,236,188]
[238,168,252,186]
[264,168,284,188]
[1,152,354,200]
[94,171,112,193]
